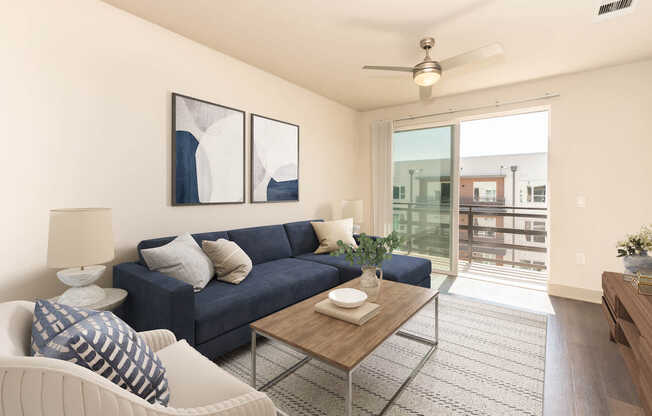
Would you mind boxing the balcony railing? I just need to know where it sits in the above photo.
[459,197,507,205]
[392,202,548,271]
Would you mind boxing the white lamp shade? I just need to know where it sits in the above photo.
[342,200,364,224]
[47,208,115,268]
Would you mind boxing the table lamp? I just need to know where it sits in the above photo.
[341,199,364,234]
[47,208,115,307]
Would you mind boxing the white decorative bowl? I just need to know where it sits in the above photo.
[329,288,367,308]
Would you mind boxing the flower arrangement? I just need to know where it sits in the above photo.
[617,224,652,257]
[332,232,402,267]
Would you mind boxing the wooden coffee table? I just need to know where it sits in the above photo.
[250,277,438,416]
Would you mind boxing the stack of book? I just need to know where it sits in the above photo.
[638,273,652,295]
[315,299,381,325]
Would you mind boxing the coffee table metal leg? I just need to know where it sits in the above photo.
[381,297,439,415]
[251,330,256,388]
[435,293,439,344]
[345,369,352,416]
[260,355,311,391]
[378,341,437,415]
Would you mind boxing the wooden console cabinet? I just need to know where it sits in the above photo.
[602,271,652,415]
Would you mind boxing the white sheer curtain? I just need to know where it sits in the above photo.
[371,120,393,237]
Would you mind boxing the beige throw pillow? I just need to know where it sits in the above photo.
[202,239,252,284]
[311,218,358,254]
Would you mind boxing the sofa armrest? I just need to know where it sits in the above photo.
[0,357,277,416]
[353,234,380,244]
[173,392,276,416]
[114,262,195,345]
[138,329,177,352]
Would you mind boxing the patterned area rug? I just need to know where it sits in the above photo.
[217,294,547,416]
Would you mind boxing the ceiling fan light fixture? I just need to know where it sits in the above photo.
[362,37,503,98]
[413,67,441,87]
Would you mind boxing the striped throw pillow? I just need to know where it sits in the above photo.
[30,299,170,406]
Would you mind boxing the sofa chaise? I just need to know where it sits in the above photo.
[114,220,431,359]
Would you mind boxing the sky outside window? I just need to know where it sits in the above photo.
[392,111,548,161]
[393,126,452,162]
[461,111,548,157]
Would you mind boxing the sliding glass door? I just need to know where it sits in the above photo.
[392,124,458,275]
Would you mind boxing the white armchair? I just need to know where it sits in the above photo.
[0,301,276,416]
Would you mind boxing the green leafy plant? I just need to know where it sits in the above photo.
[331,232,402,267]
[617,224,652,257]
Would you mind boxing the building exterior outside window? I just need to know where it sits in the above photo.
[392,148,548,270]
[460,176,505,205]
[473,181,497,202]
[473,216,497,238]
[393,185,406,200]
[524,221,546,243]
[520,183,546,204]
[533,185,546,203]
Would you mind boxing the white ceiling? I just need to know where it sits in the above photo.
[103,0,652,111]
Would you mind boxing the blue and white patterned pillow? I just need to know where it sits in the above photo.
[31,299,170,406]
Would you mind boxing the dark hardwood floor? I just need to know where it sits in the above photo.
[543,296,642,416]
[437,279,644,415]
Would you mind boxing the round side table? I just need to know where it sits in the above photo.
[50,288,127,311]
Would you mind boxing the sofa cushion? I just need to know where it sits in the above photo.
[227,225,292,265]
[297,253,431,286]
[141,233,215,291]
[31,300,170,406]
[311,218,358,254]
[137,231,229,264]
[296,253,361,283]
[202,239,252,284]
[283,219,322,256]
[0,300,33,357]
[194,258,339,344]
[380,254,432,285]
[157,339,257,408]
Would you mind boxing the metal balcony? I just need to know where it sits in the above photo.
[392,202,548,274]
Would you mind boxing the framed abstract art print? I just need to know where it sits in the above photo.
[172,93,245,205]
[250,114,299,203]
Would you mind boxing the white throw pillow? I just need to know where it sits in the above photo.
[311,218,358,254]
[202,239,252,285]
[141,233,214,291]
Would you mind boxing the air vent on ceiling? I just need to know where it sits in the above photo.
[594,0,637,21]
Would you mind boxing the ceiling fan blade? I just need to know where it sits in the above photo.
[439,43,503,71]
[419,86,432,100]
[362,65,414,72]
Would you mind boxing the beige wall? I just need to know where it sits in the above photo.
[0,0,359,301]
[2,0,650,304]
[357,59,652,299]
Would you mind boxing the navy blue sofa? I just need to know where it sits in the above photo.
[113,220,431,359]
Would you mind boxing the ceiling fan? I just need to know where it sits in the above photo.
[362,37,503,99]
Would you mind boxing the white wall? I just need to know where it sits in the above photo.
[357,59,652,300]
[0,0,360,301]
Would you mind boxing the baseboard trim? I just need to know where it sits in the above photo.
[547,283,603,304]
